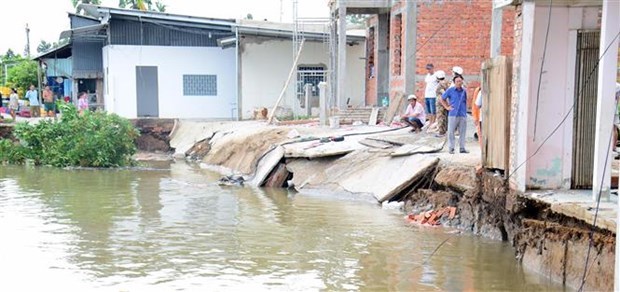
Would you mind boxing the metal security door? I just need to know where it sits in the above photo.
[571,31,599,189]
[136,66,159,117]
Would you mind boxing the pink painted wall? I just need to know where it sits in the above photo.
[525,6,600,189]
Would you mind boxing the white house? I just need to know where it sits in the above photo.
[236,19,366,119]
[47,5,366,120]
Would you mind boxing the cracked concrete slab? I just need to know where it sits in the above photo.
[289,149,439,202]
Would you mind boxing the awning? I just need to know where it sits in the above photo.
[32,43,72,60]
[59,23,107,40]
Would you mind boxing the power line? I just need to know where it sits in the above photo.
[577,129,612,291]
[508,30,620,180]
[532,0,553,140]
[504,29,620,290]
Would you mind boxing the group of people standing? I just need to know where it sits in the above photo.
[400,63,482,154]
[1,85,91,121]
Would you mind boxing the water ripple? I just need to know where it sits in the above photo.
[0,164,564,291]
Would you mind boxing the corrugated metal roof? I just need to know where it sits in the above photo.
[80,4,236,28]
[32,43,72,60]
[78,4,364,42]
[109,19,225,47]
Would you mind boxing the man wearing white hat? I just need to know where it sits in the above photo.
[440,75,469,154]
[452,66,463,76]
[450,66,466,88]
[400,94,426,133]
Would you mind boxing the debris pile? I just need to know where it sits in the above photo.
[406,206,457,226]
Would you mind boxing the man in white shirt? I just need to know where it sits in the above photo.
[424,63,439,126]
[400,94,426,133]
[25,84,40,118]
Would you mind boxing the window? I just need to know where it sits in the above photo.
[183,74,217,96]
[368,27,376,78]
[393,14,403,76]
[297,65,326,97]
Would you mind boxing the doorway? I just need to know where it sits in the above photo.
[136,66,159,118]
[571,30,600,189]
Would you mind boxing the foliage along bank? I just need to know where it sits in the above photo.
[0,103,139,167]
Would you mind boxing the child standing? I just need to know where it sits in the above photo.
[9,88,19,120]
[78,92,89,114]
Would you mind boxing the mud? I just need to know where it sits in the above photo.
[131,119,176,152]
[402,163,615,290]
[0,124,14,140]
[185,138,211,161]
[202,128,289,175]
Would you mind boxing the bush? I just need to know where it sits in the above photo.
[0,139,26,164]
[11,103,139,167]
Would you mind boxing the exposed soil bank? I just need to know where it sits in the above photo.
[402,162,614,291]
[0,119,177,151]
[131,119,176,152]
[0,124,14,140]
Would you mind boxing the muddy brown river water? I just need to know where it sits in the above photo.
[0,162,564,291]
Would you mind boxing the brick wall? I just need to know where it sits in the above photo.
[412,1,515,98]
[389,4,407,98]
[364,1,516,105]
[366,22,377,105]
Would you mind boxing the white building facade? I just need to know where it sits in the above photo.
[103,45,237,119]
[63,5,366,120]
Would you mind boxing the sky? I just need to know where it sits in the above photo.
[0,0,330,56]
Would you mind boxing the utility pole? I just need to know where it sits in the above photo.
[279,0,283,22]
[25,23,31,58]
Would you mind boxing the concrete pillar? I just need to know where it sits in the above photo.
[235,26,242,121]
[599,3,620,290]
[37,62,42,106]
[377,13,390,105]
[329,14,338,109]
[514,1,536,192]
[403,1,417,95]
[319,82,328,126]
[72,78,78,105]
[592,0,619,203]
[304,83,312,117]
[490,8,503,58]
[337,6,347,109]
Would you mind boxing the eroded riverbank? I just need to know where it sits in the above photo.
[1,119,615,290]
[158,119,614,291]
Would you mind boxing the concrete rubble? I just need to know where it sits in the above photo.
[187,121,445,203]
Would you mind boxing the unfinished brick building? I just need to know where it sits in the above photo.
[329,0,515,106]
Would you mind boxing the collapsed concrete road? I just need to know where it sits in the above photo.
[176,120,445,203]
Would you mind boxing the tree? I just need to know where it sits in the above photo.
[4,49,16,60]
[245,13,254,20]
[7,60,38,92]
[119,0,166,12]
[0,50,23,87]
[71,0,102,14]
[346,14,369,28]
[37,40,52,54]
[155,1,166,12]
[71,0,165,14]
